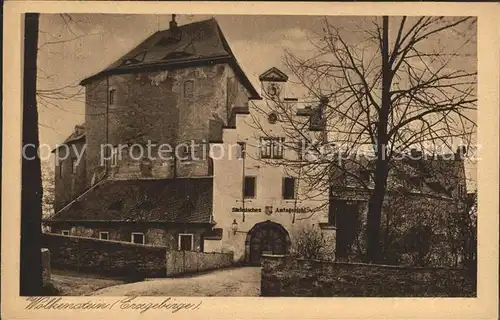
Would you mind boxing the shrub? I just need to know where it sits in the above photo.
[291,226,335,261]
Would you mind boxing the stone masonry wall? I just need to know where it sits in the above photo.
[166,251,234,276]
[261,255,475,297]
[84,64,248,185]
[42,233,167,278]
[50,223,207,252]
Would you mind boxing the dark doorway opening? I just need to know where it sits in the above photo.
[334,201,360,259]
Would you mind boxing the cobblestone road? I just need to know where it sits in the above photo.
[90,267,261,296]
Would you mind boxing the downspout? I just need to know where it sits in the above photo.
[292,163,302,224]
[105,76,110,176]
[241,143,246,222]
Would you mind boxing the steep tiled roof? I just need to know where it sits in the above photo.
[80,18,259,98]
[48,178,213,223]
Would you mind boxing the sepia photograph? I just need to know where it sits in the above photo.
[23,12,479,297]
[2,2,499,320]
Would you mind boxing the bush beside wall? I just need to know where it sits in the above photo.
[261,255,476,297]
[42,233,167,278]
[166,251,234,276]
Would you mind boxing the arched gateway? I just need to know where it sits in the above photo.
[245,221,290,265]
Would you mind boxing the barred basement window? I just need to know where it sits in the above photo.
[62,230,70,236]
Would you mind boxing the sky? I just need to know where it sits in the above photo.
[37,14,477,189]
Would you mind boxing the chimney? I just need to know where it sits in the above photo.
[169,14,178,30]
[74,125,84,136]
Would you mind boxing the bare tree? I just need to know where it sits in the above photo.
[250,16,476,263]
[21,12,43,296]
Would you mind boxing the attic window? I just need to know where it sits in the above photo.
[156,33,182,46]
[163,51,192,60]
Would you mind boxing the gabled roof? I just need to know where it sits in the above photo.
[80,18,259,98]
[47,178,213,223]
[259,67,289,82]
[52,124,85,153]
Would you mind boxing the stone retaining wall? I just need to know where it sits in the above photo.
[42,233,167,278]
[261,255,476,297]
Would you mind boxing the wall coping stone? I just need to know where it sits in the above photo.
[261,255,467,271]
[262,254,287,258]
[44,233,167,249]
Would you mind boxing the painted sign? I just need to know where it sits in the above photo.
[231,206,312,214]
[231,207,262,213]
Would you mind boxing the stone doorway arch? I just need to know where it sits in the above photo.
[245,220,290,265]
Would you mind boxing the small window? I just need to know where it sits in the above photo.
[62,230,70,236]
[178,234,194,251]
[283,177,296,200]
[179,144,192,161]
[244,176,256,199]
[131,232,145,244]
[111,147,118,166]
[297,139,310,159]
[260,137,284,159]
[237,142,246,159]
[109,89,116,105]
[72,159,78,173]
[184,80,194,99]
[99,232,109,240]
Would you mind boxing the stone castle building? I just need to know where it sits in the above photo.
[47,17,330,263]
[47,16,470,267]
